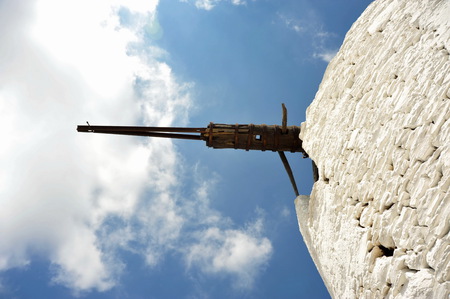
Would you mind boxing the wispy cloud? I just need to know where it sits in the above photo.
[278,13,305,33]
[182,0,247,11]
[0,0,271,294]
[278,12,339,63]
[311,29,339,62]
[313,49,338,63]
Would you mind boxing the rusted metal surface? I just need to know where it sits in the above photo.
[77,125,205,140]
[77,104,307,196]
[77,125,206,133]
[278,151,299,197]
[77,123,305,153]
[234,124,239,149]
[208,122,213,146]
[282,103,287,134]
[202,123,304,153]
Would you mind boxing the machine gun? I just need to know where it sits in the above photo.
[77,104,307,196]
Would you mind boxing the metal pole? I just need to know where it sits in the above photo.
[278,151,300,197]
[77,125,206,133]
[281,103,288,134]
[77,125,205,141]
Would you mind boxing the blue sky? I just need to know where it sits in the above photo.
[0,0,372,298]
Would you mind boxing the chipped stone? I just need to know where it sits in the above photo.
[294,0,450,297]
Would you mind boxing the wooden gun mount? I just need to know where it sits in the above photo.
[77,104,307,196]
[204,123,303,153]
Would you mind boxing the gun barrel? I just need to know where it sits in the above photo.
[77,125,206,141]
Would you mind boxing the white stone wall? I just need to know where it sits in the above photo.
[296,0,450,298]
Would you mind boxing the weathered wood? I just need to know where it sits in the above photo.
[202,123,304,153]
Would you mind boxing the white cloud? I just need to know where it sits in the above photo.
[313,49,338,63]
[182,0,246,11]
[0,0,272,294]
[50,226,119,292]
[278,12,338,63]
[280,206,291,219]
[180,169,272,290]
[194,0,218,10]
[0,0,184,292]
[312,29,338,63]
[278,13,305,33]
[185,220,272,289]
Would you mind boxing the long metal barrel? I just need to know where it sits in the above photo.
[77,125,206,141]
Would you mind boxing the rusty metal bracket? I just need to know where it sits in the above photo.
[262,124,267,151]
[279,103,300,196]
[234,123,239,149]
[281,103,287,134]
[208,122,214,145]
[278,151,299,197]
[246,124,254,151]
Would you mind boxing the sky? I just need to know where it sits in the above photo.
[0,0,373,298]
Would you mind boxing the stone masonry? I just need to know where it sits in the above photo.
[296,0,450,298]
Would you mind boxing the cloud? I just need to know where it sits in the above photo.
[185,219,272,289]
[180,167,272,289]
[0,0,184,292]
[280,206,291,219]
[278,14,305,33]
[313,49,338,63]
[182,0,246,11]
[0,0,272,294]
[278,12,338,63]
[311,29,338,63]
